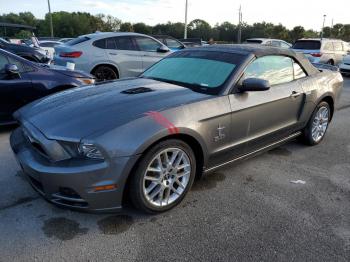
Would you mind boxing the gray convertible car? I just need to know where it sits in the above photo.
[10,45,343,213]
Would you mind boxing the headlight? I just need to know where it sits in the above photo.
[78,143,104,160]
[79,78,95,85]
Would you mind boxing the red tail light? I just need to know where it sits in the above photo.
[310,53,322,57]
[59,51,83,58]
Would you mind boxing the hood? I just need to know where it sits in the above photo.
[7,42,41,53]
[15,78,210,140]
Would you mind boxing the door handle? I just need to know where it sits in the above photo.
[109,53,117,56]
[290,91,302,98]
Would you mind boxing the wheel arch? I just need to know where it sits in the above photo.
[121,131,207,206]
[317,94,335,121]
[90,63,120,78]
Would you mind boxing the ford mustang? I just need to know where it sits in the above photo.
[10,45,343,213]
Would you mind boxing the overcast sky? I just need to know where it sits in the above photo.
[1,0,349,30]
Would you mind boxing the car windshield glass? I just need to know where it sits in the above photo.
[293,41,321,50]
[142,51,243,94]
[0,38,9,44]
[65,36,90,46]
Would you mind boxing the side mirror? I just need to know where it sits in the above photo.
[157,46,170,53]
[240,78,270,92]
[5,64,20,78]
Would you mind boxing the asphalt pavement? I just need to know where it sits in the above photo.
[0,78,349,262]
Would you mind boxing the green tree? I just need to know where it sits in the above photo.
[133,23,152,34]
[120,22,134,32]
[188,19,212,40]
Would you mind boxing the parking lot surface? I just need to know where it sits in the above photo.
[0,78,349,262]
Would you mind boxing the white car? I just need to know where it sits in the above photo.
[39,40,62,60]
[54,32,171,81]
[245,38,292,49]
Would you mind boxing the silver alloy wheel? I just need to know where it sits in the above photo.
[143,148,191,207]
[311,106,329,143]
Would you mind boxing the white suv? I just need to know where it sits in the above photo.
[54,32,171,81]
[292,38,348,65]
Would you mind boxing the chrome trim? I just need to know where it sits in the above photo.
[205,132,302,173]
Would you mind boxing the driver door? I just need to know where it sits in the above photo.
[229,55,305,152]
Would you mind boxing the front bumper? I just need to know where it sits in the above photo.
[10,127,139,213]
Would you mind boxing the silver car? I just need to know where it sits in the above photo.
[11,45,343,213]
[54,32,171,81]
[292,38,348,65]
[245,38,292,49]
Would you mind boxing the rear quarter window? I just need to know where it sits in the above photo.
[93,39,106,49]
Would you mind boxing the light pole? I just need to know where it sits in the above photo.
[47,0,54,37]
[184,0,188,39]
[320,14,326,39]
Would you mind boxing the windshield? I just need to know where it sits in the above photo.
[0,37,9,44]
[142,51,244,94]
[293,40,321,50]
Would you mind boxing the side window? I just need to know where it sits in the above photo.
[324,42,334,51]
[281,42,290,49]
[106,37,117,49]
[135,37,161,52]
[293,62,307,80]
[271,41,281,47]
[166,38,182,49]
[115,37,137,51]
[333,42,343,51]
[243,55,294,86]
[93,39,106,49]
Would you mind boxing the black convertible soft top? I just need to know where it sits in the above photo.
[192,44,320,76]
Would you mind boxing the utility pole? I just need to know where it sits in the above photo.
[47,0,54,37]
[320,14,326,39]
[237,5,242,43]
[184,0,188,39]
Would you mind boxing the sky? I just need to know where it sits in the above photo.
[0,0,349,30]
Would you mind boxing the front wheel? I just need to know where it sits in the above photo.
[129,139,196,213]
[300,101,331,146]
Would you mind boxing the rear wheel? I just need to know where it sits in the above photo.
[92,65,118,82]
[300,101,331,146]
[327,60,334,65]
[129,139,196,213]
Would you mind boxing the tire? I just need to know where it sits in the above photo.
[300,101,331,146]
[92,65,118,82]
[327,60,334,66]
[129,139,196,213]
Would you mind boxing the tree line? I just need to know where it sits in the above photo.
[1,11,349,43]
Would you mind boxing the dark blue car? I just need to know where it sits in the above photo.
[0,49,95,125]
